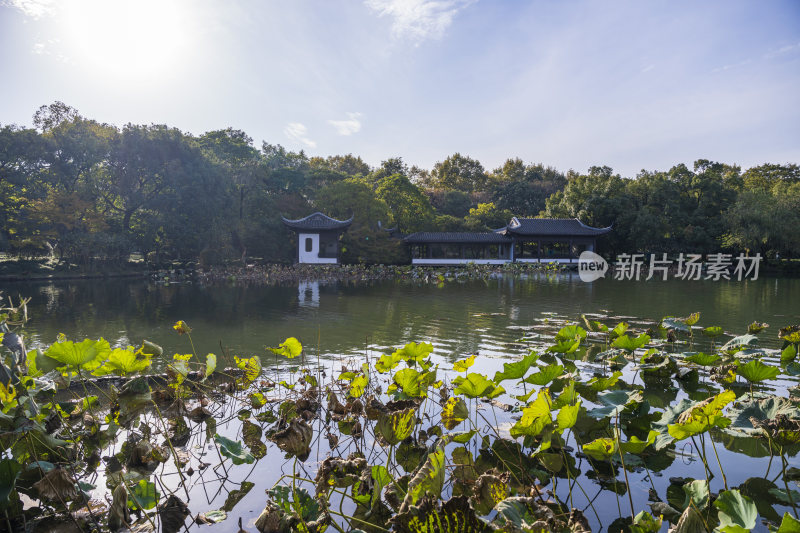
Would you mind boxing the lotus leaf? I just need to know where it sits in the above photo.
[376,407,416,446]
[714,489,758,531]
[214,433,255,465]
[453,354,475,372]
[493,352,539,383]
[441,396,468,430]
[453,373,504,399]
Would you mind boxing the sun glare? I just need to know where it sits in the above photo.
[58,0,193,84]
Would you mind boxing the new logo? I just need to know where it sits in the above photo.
[578,251,608,282]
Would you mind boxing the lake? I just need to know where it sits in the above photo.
[4,274,800,532]
[12,274,800,364]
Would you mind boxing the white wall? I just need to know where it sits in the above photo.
[298,233,337,264]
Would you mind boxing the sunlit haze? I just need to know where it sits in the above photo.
[1,0,798,175]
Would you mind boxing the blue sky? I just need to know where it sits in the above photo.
[1,0,798,177]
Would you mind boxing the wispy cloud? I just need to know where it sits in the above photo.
[4,0,55,18]
[284,122,316,149]
[328,112,362,136]
[764,42,800,59]
[364,0,475,42]
[711,59,751,73]
[640,64,655,73]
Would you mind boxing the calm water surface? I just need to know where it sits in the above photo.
[10,274,800,362]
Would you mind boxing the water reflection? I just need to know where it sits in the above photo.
[8,275,799,369]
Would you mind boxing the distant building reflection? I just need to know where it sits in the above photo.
[298,281,320,307]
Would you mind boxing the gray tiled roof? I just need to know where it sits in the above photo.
[282,212,353,231]
[404,232,511,244]
[503,218,612,236]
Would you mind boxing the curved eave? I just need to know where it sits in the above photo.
[281,212,354,231]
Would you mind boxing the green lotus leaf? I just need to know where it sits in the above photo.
[586,370,623,391]
[349,374,369,398]
[737,359,780,383]
[781,344,797,363]
[453,354,475,372]
[450,429,477,444]
[493,352,539,383]
[214,433,255,465]
[376,407,416,446]
[701,326,723,338]
[583,437,617,461]
[93,347,151,377]
[682,479,709,510]
[619,430,658,454]
[0,459,21,506]
[375,352,403,373]
[138,340,163,357]
[725,395,800,437]
[714,489,758,531]
[453,373,504,399]
[270,337,302,358]
[556,401,581,432]
[546,338,581,354]
[611,322,630,338]
[684,312,700,326]
[393,341,434,364]
[684,352,721,366]
[631,510,663,533]
[204,353,217,380]
[777,512,800,533]
[402,448,445,508]
[441,397,469,430]
[747,322,769,334]
[555,325,587,342]
[234,355,262,383]
[523,364,564,386]
[394,367,437,398]
[510,390,552,438]
[45,338,111,370]
[127,480,159,511]
[586,390,641,419]
[769,488,800,505]
[612,333,650,352]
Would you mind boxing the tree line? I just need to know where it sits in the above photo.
[1,102,798,266]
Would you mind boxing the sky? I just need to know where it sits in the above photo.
[0,0,798,177]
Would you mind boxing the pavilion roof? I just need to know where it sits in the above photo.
[281,212,353,231]
[502,218,612,237]
[404,232,511,244]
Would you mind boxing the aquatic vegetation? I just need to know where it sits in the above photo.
[0,293,799,532]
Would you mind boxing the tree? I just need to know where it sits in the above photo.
[464,202,513,231]
[490,159,566,216]
[428,190,473,218]
[375,174,435,233]
[428,153,488,192]
[314,179,405,264]
[310,154,371,177]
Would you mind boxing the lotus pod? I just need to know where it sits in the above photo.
[271,418,313,460]
[33,467,78,502]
